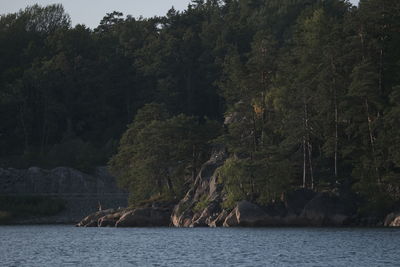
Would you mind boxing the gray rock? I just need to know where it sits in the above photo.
[116,207,171,227]
[223,209,239,227]
[301,192,350,226]
[209,210,228,227]
[222,201,286,227]
[235,201,269,226]
[190,202,220,227]
[171,147,227,227]
[285,188,316,215]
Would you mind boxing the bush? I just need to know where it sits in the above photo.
[193,195,210,213]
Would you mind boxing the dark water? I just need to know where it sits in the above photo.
[1,226,399,266]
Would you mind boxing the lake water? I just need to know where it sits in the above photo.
[0,226,399,266]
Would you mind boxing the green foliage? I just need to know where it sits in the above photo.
[1,0,400,218]
[109,103,221,205]
[193,195,210,213]
[218,156,293,208]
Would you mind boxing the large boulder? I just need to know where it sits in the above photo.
[234,201,269,226]
[301,192,350,226]
[223,201,285,227]
[223,209,239,227]
[285,188,316,215]
[115,207,171,227]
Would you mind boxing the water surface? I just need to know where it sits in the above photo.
[1,226,399,266]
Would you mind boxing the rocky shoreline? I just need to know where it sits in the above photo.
[76,149,400,228]
[76,197,400,228]
[1,151,399,228]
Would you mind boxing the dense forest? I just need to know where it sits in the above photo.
[1,0,399,218]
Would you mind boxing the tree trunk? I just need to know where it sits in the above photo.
[40,99,48,155]
[331,56,339,178]
[304,101,314,189]
[19,104,29,152]
[307,140,314,190]
[166,176,174,194]
[364,97,381,184]
[303,136,306,188]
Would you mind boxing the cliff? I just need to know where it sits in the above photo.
[0,166,128,224]
[170,149,359,228]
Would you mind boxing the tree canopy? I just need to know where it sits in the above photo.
[1,0,399,213]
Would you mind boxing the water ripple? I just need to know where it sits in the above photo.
[0,226,400,266]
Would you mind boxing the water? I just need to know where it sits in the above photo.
[1,226,399,266]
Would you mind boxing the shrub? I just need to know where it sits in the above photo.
[193,195,210,213]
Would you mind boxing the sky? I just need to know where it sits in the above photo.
[1,0,360,29]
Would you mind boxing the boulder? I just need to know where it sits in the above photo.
[223,209,238,227]
[235,201,269,226]
[285,188,316,215]
[116,207,171,227]
[301,192,350,226]
[223,201,284,227]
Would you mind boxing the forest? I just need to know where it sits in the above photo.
[0,0,399,218]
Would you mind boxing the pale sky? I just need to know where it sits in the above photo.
[0,0,360,29]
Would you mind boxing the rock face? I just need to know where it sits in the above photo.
[384,212,400,227]
[171,146,227,227]
[170,145,357,228]
[116,207,171,227]
[224,201,268,227]
[0,166,128,224]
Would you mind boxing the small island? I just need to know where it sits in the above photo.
[1,0,399,229]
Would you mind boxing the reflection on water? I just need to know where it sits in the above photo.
[0,226,399,266]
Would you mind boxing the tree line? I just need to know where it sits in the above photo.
[1,0,399,217]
